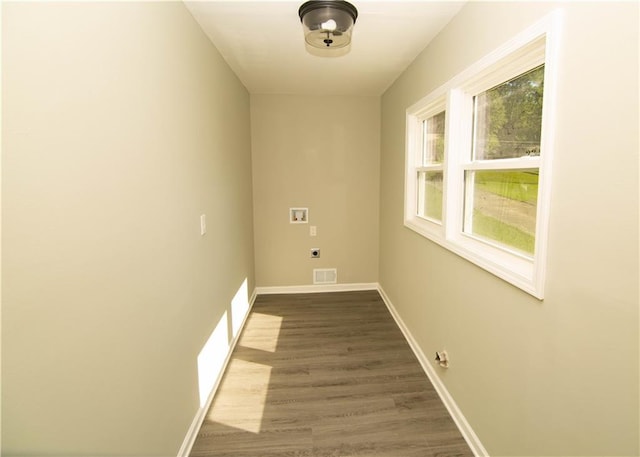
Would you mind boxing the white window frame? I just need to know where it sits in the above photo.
[405,97,447,240]
[404,12,561,299]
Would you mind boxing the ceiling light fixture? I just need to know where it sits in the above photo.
[298,0,358,56]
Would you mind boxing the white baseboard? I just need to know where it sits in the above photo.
[176,288,258,457]
[255,282,378,295]
[376,286,489,457]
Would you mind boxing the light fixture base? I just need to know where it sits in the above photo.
[298,0,358,53]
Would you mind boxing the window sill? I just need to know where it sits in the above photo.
[404,216,544,299]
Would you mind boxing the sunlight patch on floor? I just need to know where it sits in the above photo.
[206,358,272,433]
[240,312,283,353]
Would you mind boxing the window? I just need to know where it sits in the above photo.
[418,110,446,222]
[405,14,559,299]
[463,65,543,256]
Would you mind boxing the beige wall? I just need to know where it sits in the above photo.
[2,2,254,455]
[3,2,638,456]
[251,95,379,287]
[380,2,638,456]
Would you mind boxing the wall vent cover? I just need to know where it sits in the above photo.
[313,268,337,285]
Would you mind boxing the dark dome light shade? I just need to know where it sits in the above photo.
[298,1,358,51]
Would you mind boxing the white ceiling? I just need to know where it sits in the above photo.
[184,1,465,96]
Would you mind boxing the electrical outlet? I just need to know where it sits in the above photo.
[435,350,449,368]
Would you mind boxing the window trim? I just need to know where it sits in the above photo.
[405,96,447,239]
[404,12,561,299]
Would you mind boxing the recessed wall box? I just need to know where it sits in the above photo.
[290,207,308,223]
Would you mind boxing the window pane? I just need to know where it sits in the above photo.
[422,111,445,165]
[418,171,443,222]
[473,65,544,160]
[464,170,538,255]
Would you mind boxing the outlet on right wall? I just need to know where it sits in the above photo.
[379,2,639,456]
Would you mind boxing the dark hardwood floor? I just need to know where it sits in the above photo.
[190,290,473,457]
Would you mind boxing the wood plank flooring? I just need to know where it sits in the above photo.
[190,290,473,457]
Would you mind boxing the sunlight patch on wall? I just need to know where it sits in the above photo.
[197,312,229,408]
[231,278,249,339]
